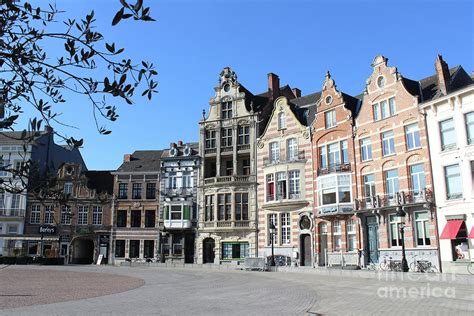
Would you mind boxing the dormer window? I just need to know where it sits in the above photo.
[325,95,333,105]
[221,101,232,119]
[278,112,286,130]
[64,182,73,195]
[223,84,230,92]
[65,166,73,175]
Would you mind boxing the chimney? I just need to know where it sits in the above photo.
[170,142,177,148]
[178,140,183,147]
[268,73,280,100]
[435,54,451,95]
[124,154,132,162]
[44,125,53,134]
[292,88,301,98]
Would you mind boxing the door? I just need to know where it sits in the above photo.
[367,217,379,263]
[300,234,312,266]
[203,238,215,264]
[319,223,328,266]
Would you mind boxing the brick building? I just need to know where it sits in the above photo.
[354,56,438,268]
[256,94,314,266]
[111,151,162,263]
[24,163,113,264]
[311,72,360,267]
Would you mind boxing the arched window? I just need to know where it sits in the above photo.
[278,112,286,130]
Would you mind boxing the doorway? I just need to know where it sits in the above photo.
[319,223,328,266]
[366,216,379,263]
[300,234,312,266]
[203,238,215,264]
[71,238,94,264]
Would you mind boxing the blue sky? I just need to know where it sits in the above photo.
[25,0,474,170]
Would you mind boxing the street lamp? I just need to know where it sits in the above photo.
[269,223,276,267]
[396,206,409,272]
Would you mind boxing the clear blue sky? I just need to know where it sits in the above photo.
[25,0,474,170]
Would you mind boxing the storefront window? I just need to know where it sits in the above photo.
[414,212,431,246]
[222,242,249,260]
[389,214,402,247]
[115,240,125,257]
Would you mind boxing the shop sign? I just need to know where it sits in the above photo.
[39,226,56,235]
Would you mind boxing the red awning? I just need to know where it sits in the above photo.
[469,227,474,239]
[440,220,464,239]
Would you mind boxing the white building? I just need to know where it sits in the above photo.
[421,55,474,274]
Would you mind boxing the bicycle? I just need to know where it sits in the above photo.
[409,255,438,273]
[467,262,474,275]
[379,256,402,272]
[359,249,377,270]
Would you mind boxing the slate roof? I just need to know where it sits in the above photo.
[85,170,114,195]
[0,131,43,145]
[419,66,473,102]
[116,150,163,173]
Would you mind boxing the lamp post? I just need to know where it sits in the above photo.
[269,223,276,267]
[396,206,409,272]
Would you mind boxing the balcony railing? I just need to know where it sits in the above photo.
[163,219,192,229]
[203,175,252,185]
[355,189,433,210]
[266,193,301,202]
[238,144,250,151]
[202,220,250,228]
[163,188,193,196]
[221,146,233,153]
[204,148,217,155]
[317,163,351,175]
[263,150,306,166]
[0,209,25,217]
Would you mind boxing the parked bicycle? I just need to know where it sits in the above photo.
[467,262,474,275]
[409,255,438,273]
[125,257,145,264]
[379,256,402,272]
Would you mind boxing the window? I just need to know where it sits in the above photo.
[347,219,357,251]
[117,210,127,227]
[0,189,4,211]
[377,76,385,88]
[182,174,192,188]
[287,138,298,161]
[221,128,232,147]
[465,112,474,145]
[221,101,232,119]
[276,172,287,200]
[235,193,248,221]
[281,213,291,244]
[28,242,38,256]
[318,174,351,206]
[64,182,73,195]
[118,183,128,199]
[146,183,156,199]
[278,112,286,130]
[11,193,21,209]
[144,240,154,258]
[217,193,231,221]
[373,103,379,121]
[7,224,18,234]
[61,205,71,225]
[414,212,431,246]
[363,174,376,201]
[238,125,250,145]
[266,174,275,201]
[129,240,140,258]
[360,137,372,161]
[440,118,456,151]
[319,146,327,169]
[410,164,426,196]
[170,205,182,220]
[222,242,249,260]
[445,164,462,199]
[78,205,88,225]
[0,160,8,177]
[405,123,421,150]
[242,159,250,175]
[205,130,216,149]
[328,142,341,167]
[389,214,402,247]
[115,240,125,257]
[168,174,177,189]
[385,169,399,199]
[288,170,300,199]
[30,205,40,224]
[382,130,395,156]
[268,214,278,245]
[14,161,25,171]
[205,195,214,221]
[380,100,390,119]
[341,140,349,164]
[131,210,141,227]
[325,110,336,128]
[92,206,103,225]
[389,97,396,115]
[225,160,233,176]
[44,205,54,224]
[132,183,142,199]
[333,221,342,251]
[269,142,280,163]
